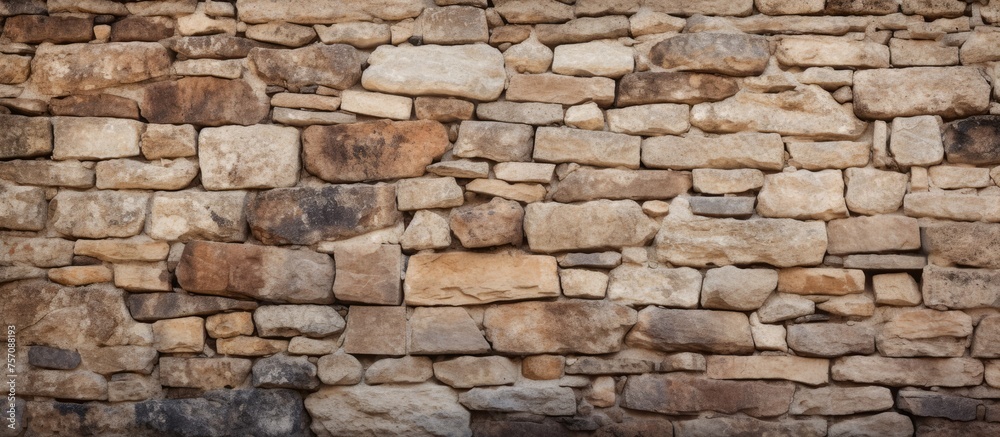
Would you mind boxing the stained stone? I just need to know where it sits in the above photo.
[904,192,1000,222]
[786,141,870,170]
[453,121,535,162]
[396,177,464,210]
[405,252,559,306]
[650,33,769,76]
[484,301,636,354]
[476,102,563,126]
[95,158,198,190]
[943,115,1000,165]
[828,413,913,437]
[32,42,170,95]
[141,77,269,126]
[524,200,659,253]
[494,162,555,183]
[252,354,318,390]
[315,22,391,48]
[0,54,30,85]
[416,6,488,44]
[642,133,785,170]
[922,265,1000,309]
[28,346,81,370]
[777,268,865,295]
[21,369,108,401]
[236,0,426,24]
[245,22,316,47]
[617,72,739,106]
[607,265,702,308]
[0,0,46,16]
[626,307,754,355]
[254,305,345,338]
[140,124,197,160]
[50,94,140,119]
[757,169,848,220]
[3,15,92,44]
[342,306,407,356]
[50,191,148,239]
[622,373,794,417]
[306,384,470,437]
[787,323,876,357]
[159,357,252,389]
[535,16,631,46]
[409,307,490,355]
[832,356,984,387]
[249,44,362,91]
[843,254,926,270]
[853,67,991,119]
[0,115,51,159]
[247,184,399,245]
[126,293,257,322]
[506,74,616,107]
[198,125,299,190]
[656,216,828,268]
[147,191,248,242]
[0,183,45,231]
[164,35,268,59]
[110,16,175,42]
[0,237,74,268]
[176,241,335,304]
[791,386,894,415]
[449,198,524,248]
[330,244,401,305]
[700,266,777,311]
[52,117,142,161]
[362,44,505,101]
[553,169,691,202]
[414,97,475,122]
[827,216,920,255]
[675,416,826,437]
[303,120,448,183]
[460,386,576,416]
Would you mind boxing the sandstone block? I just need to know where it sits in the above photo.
[891,115,944,166]
[928,165,991,189]
[0,54,30,85]
[791,386,893,415]
[493,162,554,183]
[331,244,401,305]
[506,73,616,107]
[413,97,474,122]
[303,120,448,183]
[535,16,630,46]
[692,169,765,194]
[205,312,254,339]
[787,141,869,170]
[503,37,554,74]
[32,42,170,95]
[159,357,252,389]
[844,167,909,215]
[47,265,112,286]
[656,216,828,267]
[50,94,140,119]
[756,293,816,323]
[52,117,142,161]
[342,306,407,356]
[972,316,1000,358]
[245,22,315,47]
[5,15,93,43]
[127,293,258,322]
[461,386,575,416]
[405,252,559,306]
[642,133,784,170]
[757,169,848,220]
[701,266,777,311]
[317,354,363,385]
[198,125,299,190]
[475,102,563,126]
[832,356,983,387]
[237,0,426,24]
[362,44,504,100]
[252,354,318,390]
[0,160,93,188]
[777,36,889,68]
[926,222,1000,269]
[249,44,362,92]
[904,192,1000,222]
[176,241,335,304]
[707,355,829,385]
[140,77,269,126]
[922,265,1000,309]
[827,215,920,255]
[484,301,636,354]
[873,273,921,306]
[396,177,464,210]
[140,124,197,160]
[315,22,390,48]
[50,191,148,239]
[216,336,288,356]
[944,115,1000,165]
[427,160,490,179]
[400,210,452,251]
[617,72,739,106]
[535,125,641,168]
[305,384,470,437]
[688,197,756,219]
[675,416,825,437]
[552,40,633,78]
[627,307,754,355]
[340,89,412,120]
[494,0,573,24]
[113,262,171,292]
[854,67,990,119]
[786,323,876,357]
[409,307,490,355]
[433,356,517,388]
[95,158,198,190]
[559,269,609,299]
[777,267,865,295]
[607,265,702,308]
[553,168,691,202]
[152,317,205,353]
[163,35,266,59]
[622,374,793,417]
[524,200,658,253]
[828,413,913,437]
[453,121,534,163]
[651,33,768,76]
[21,369,108,401]
[416,6,487,44]
[0,237,73,267]
[606,104,689,136]
[0,115,52,159]
[564,102,604,130]
[147,191,247,242]
[248,184,399,245]
[449,198,524,248]
[254,305,345,338]
[365,356,432,385]
[0,183,45,231]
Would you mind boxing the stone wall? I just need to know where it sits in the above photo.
[2,0,1000,435]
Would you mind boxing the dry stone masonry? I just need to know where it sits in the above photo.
[3,0,1000,435]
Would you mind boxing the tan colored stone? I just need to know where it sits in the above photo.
[506,73,616,107]
[413,97,474,122]
[330,243,401,305]
[607,104,690,136]
[525,200,658,253]
[0,182,45,231]
[237,0,425,24]
[791,386,893,415]
[494,162,555,183]
[32,42,170,95]
[0,159,93,188]
[426,160,489,179]
[559,269,608,299]
[926,222,1000,269]
[832,356,983,387]
[52,117,142,161]
[0,115,51,159]
[48,265,113,286]
[271,93,341,112]
[534,127,640,168]
[656,215,828,267]
[651,33,769,76]
[339,89,412,120]
[415,6,487,45]
[431,356,516,388]
[365,356,432,385]
[494,0,573,24]
[253,305,345,338]
[409,307,490,355]
[777,36,889,68]
[622,373,793,418]
[306,383,470,437]
[141,77,269,127]
[786,323,876,357]
[245,22,315,47]
[826,215,921,255]
[929,165,992,189]
[171,59,242,79]
[140,124,197,160]
[485,300,636,354]
[707,355,828,385]
[564,102,605,130]
[152,317,205,353]
[400,210,452,251]
[453,121,534,163]
[21,369,108,401]
[249,44,362,93]
[50,191,149,239]
[757,293,816,323]
[147,191,248,242]
[692,169,765,194]
[701,266,777,311]
[629,9,686,36]
[460,385,575,415]
[787,141,869,170]
[315,22,390,48]
[395,177,463,211]
[342,306,407,356]
[0,54,30,84]
[114,262,171,292]
[159,357,251,389]
[317,353,363,385]
[216,336,288,356]
[362,44,505,100]
[873,273,921,306]
[923,265,1000,309]
[608,265,702,308]
[404,252,558,306]
[890,38,959,66]
[627,307,754,354]
[553,168,691,202]
[535,16,630,46]
[891,115,944,166]
[205,312,254,339]
[904,192,1000,222]
[303,120,448,183]
[757,169,848,220]
[465,179,546,203]
[643,133,784,170]
[552,40,633,78]
[844,168,909,215]
[854,67,990,119]
[95,158,197,190]
[0,237,74,268]
[449,198,523,249]
[198,125,299,190]
[503,36,554,74]
[617,71,739,106]
[522,355,564,380]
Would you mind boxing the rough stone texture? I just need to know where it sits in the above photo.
[944,115,1000,166]
[922,265,1000,309]
[453,120,534,162]
[409,307,490,355]
[198,125,300,190]
[787,323,876,357]
[141,77,269,126]
[52,117,142,161]
[396,177,464,210]
[617,72,739,106]
[0,115,53,159]
[247,184,400,245]
[622,374,794,417]
[342,306,407,356]
[525,200,659,253]
[777,268,865,296]
[606,104,690,136]
[651,33,769,76]
[0,54,33,85]
[363,44,505,101]
[237,0,426,24]
[832,356,984,387]
[854,67,991,119]
[553,169,691,202]
[757,169,848,220]
[449,198,524,248]
[147,191,248,242]
[127,293,258,322]
[0,183,46,231]
[656,217,828,268]
[405,252,559,306]
[306,384,471,437]
[32,42,170,95]
[253,355,319,390]
[844,168,909,215]
[254,305,345,338]
[627,307,754,355]
[484,301,636,354]
[95,158,198,190]
[675,417,826,437]
[925,223,1000,269]
[534,127,641,168]
[791,386,894,415]
[607,265,702,308]
[159,357,252,389]
[303,120,448,183]
[706,355,829,385]
[700,266,777,311]
[507,73,616,106]
[176,241,335,304]
[50,94,140,119]
[250,44,362,92]
[460,386,575,416]
[777,36,890,68]
[50,191,148,239]
[317,354,363,386]
[332,244,402,305]
[642,133,785,170]
[433,356,517,388]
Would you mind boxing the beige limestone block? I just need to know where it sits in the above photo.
[656,215,828,268]
[559,269,608,299]
[844,167,909,215]
[701,266,778,311]
[140,124,197,159]
[465,179,546,203]
[790,386,894,415]
[643,133,784,170]
[147,191,248,242]
[707,355,829,386]
[692,169,765,194]
[362,44,505,101]
[564,102,605,130]
[494,162,555,183]
[826,215,921,255]
[245,22,316,47]
[890,115,944,166]
[757,169,848,221]
[408,307,490,355]
[929,165,992,189]
[786,141,870,170]
[506,73,616,107]
[776,35,890,68]
[534,127,641,168]
[198,125,300,190]
[52,117,143,161]
[832,356,983,387]
[216,336,288,356]
[95,158,198,190]
[453,120,534,162]
[205,312,254,339]
[152,317,205,353]
[552,40,633,78]
[364,356,433,385]
[404,252,559,306]
[607,265,702,308]
[159,357,251,389]
[114,262,171,292]
[503,36,554,74]
[904,192,1000,222]
[340,89,412,120]
[525,200,658,253]
[400,210,451,251]
[606,104,690,136]
[485,300,637,354]
[854,67,990,119]
[48,265,113,286]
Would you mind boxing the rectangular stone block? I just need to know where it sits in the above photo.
[706,355,829,385]
[0,115,51,159]
[832,356,984,387]
[642,133,784,170]
[404,252,559,306]
[52,117,143,160]
[483,301,636,354]
[147,191,248,242]
[656,217,828,268]
[922,265,1000,309]
[198,125,300,190]
[507,74,616,107]
[533,127,640,168]
[626,307,755,355]
[622,374,794,417]
[854,67,990,119]
[333,244,402,305]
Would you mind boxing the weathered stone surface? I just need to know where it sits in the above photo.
[476,101,563,125]
[922,265,1000,309]
[50,191,148,239]
[463,178,543,203]
[112,262,171,292]
[237,0,425,24]
[434,356,517,388]
[777,35,889,68]
[854,67,991,119]
[525,200,658,253]
[506,73,616,107]
[198,125,299,190]
[756,169,848,220]
[315,22,390,48]
[152,316,204,353]
[643,133,785,170]
[0,182,45,231]
[164,35,267,59]
[32,42,170,95]
[972,316,1000,358]
[401,210,452,251]
[943,115,1000,165]
[688,196,756,219]
[0,0,46,16]
[928,165,991,189]
[205,312,254,339]
[0,54,31,85]
[176,241,334,304]
[521,355,564,380]
[415,6,487,45]
[535,16,630,46]
[50,94,141,119]
[0,160,92,189]
[141,77,268,126]
[535,127,641,167]
[396,177,463,210]
[252,355,318,390]
[253,305,344,338]
[825,216,919,256]
[52,117,142,161]
[450,198,524,249]
[651,33,769,76]
[47,265,112,286]
[0,237,73,268]
[503,37,555,74]
[777,268,865,295]
[160,357,251,389]
[0,115,51,159]
[606,104,690,136]
[674,416,826,437]
[247,184,399,245]
[758,293,816,323]
[414,97,474,122]
[95,158,197,190]
[832,356,984,387]
[552,40,633,78]
[915,418,1000,436]
[554,169,691,202]
[363,44,504,101]
[844,167,909,215]
[843,254,926,270]
[306,384,470,437]
[364,356,432,384]
[147,191,247,242]
[791,386,894,415]
[409,307,490,355]
[607,265,702,308]
[623,374,794,417]
[829,413,913,437]
[21,369,108,401]
[342,306,407,356]
[28,346,81,371]
[460,386,575,416]
[453,121,534,162]
[317,354,363,385]
[890,115,944,166]
[110,16,175,42]
[617,72,739,106]
[656,216,828,267]
[692,86,866,140]
[787,323,876,357]
[4,15,92,44]
[405,252,558,306]
[339,89,412,120]
[873,273,921,306]
[484,301,636,354]
[493,0,573,24]
[707,355,829,385]
[627,307,754,354]
[127,293,257,322]
[249,44,361,92]
[904,192,1000,222]
[303,120,448,183]
[245,22,315,47]
[217,336,289,356]
[493,162,554,184]
[786,141,869,170]
[700,266,777,311]
[328,244,400,305]
[140,124,197,160]
[427,160,489,179]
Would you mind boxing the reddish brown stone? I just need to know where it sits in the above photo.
[302,120,449,183]
[3,15,93,43]
[246,184,402,245]
[249,44,363,92]
[165,35,270,59]
[176,241,335,304]
[617,72,739,106]
[50,94,140,119]
[622,373,795,417]
[110,16,174,42]
[139,77,268,126]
